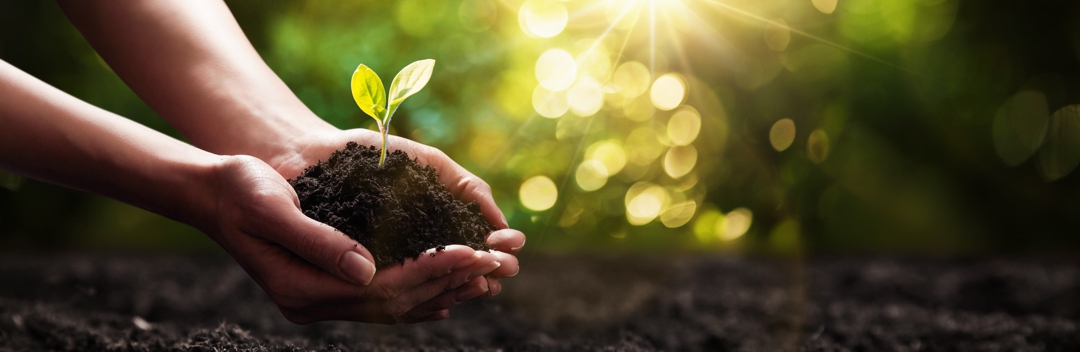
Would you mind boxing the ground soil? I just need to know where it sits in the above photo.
[289,142,493,267]
[0,253,1077,351]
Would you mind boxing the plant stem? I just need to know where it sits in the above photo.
[378,122,388,167]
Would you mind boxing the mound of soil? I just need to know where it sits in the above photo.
[1,254,1078,351]
[288,142,493,267]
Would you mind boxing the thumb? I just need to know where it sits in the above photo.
[257,199,377,286]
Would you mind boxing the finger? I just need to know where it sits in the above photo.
[400,276,488,322]
[445,173,507,230]
[401,139,508,229]
[404,310,450,324]
[389,251,499,310]
[487,251,519,278]
[230,235,378,305]
[283,268,478,325]
[368,245,481,294]
[295,252,496,324]
[486,229,526,254]
[251,196,377,286]
[486,276,502,296]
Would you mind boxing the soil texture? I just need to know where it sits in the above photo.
[289,142,493,267]
[1,253,1078,351]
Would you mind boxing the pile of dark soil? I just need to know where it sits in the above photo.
[1,253,1077,351]
[289,142,493,267]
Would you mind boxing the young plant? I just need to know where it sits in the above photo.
[351,59,436,166]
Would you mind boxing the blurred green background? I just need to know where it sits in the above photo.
[2,0,1080,255]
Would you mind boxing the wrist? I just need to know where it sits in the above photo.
[146,149,226,233]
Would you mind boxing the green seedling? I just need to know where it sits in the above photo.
[351,59,436,166]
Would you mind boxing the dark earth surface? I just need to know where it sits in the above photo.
[289,142,493,268]
[0,253,1078,351]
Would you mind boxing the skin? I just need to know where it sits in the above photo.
[0,0,525,324]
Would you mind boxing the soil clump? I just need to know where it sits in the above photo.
[289,142,493,267]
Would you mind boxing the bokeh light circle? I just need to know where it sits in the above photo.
[661,200,697,228]
[808,129,831,163]
[992,90,1049,167]
[567,76,604,116]
[576,44,612,81]
[651,74,686,111]
[693,208,719,243]
[1037,105,1080,181]
[535,49,577,91]
[622,95,655,122]
[519,0,568,38]
[812,0,837,14]
[612,61,652,99]
[575,160,609,191]
[532,85,569,118]
[667,106,702,146]
[764,19,791,52]
[718,207,753,241]
[626,127,665,165]
[586,140,627,175]
[520,175,558,211]
[625,182,668,225]
[663,145,698,179]
[769,118,796,152]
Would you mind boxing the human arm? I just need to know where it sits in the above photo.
[0,59,501,323]
[56,0,525,291]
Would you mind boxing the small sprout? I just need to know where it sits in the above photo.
[351,59,436,166]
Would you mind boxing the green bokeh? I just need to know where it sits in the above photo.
[2,0,1080,255]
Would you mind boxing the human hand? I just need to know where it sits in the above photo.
[268,128,525,299]
[200,155,507,324]
[51,0,522,322]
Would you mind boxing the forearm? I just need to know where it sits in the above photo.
[0,60,219,229]
[56,0,335,165]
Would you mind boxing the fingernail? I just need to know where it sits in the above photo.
[511,237,526,252]
[455,282,490,301]
[468,261,500,280]
[339,251,375,285]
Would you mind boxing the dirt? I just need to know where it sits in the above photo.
[0,253,1077,351]
[288,142,493,268]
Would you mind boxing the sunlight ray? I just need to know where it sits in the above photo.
[674,3,748,66]
[649,0,657,74]
[581,0,640,57]
[485,1,642,177]
[660,1,696,79]
[701,0,943,84]
[604,1,645,83]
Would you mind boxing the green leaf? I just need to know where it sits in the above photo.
[371,104,387,120]
[386,59,435,122]
[351,64,386,122]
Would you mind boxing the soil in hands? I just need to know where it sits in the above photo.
[289,142,493,268]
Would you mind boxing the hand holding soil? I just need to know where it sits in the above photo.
[267,128,524,292]
[0,0,525,325]
[200,154,518,324]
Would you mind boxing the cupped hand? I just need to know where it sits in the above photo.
[201,155,510,324]
[269,128,525,299]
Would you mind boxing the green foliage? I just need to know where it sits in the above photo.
[5,0,1080,254]
[351,59,436,166]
